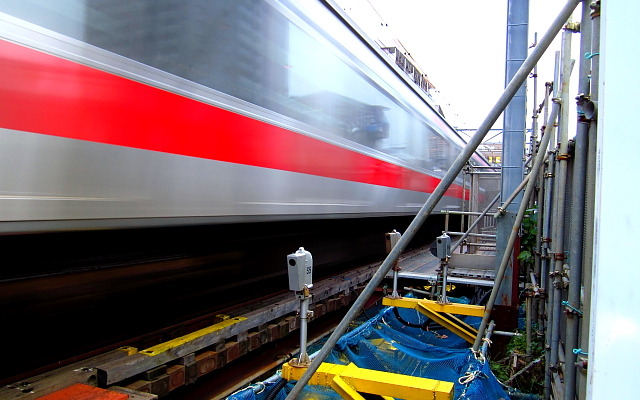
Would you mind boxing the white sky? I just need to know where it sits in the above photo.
[333,0,582,133]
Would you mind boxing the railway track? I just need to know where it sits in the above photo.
[0,258,383,399]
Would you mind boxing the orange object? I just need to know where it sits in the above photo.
[36,383,129,400]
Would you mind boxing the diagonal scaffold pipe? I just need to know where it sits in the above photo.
[286,1,580,397]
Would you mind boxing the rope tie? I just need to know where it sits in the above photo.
[585,52,600,59]
[458,369,480,385]
[472,348,486,364]
[252,382,266,395]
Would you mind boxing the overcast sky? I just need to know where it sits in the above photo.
[333,0,581,133]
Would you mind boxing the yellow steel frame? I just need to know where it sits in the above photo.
[282,361,454,400]
[382,297,485,344]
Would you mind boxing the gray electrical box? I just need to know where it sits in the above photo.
[287,247,313,291]
[436,233,451,260]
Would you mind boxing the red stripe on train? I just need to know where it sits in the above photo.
[0,39,464,199]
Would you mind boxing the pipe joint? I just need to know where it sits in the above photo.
[584,100,597,120]
[549,269,563,278]
[575,93,590,104]
[576,357,588,370]
[564,21,580,32]
[590,1,601,18]
[524,286,540,298]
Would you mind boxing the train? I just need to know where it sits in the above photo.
[0,0,486,235]
[0,0,489,382]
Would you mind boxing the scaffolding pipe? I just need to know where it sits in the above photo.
[549,23,573,384]
[535,83,553,339]
[451,193,500,253]
[472,99,561,353]
[464,243,497,248]
[481,321,496,358]
[530,32,539,161]
[443,210,492,216]
[542,153,556,399]
[467,171,502,175]
[578,3,600,399]
[562,110,588,400]
[563,3,591,399]
[526,291,533,356]
[285,3,579,397]
[448,232,496,238]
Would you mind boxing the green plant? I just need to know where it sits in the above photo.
[517,208,538,269]
[489,328,545,395]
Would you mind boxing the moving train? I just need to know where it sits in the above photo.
[0,0,486,235]
[0,0,493,382]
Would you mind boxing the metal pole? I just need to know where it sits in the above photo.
[526,291,533,356]
[542,153,556,400]
[530,32,539,161]
[535,83,552,339]
[481,321,496,358]
[578,3,600,399]
[563,3,591,399]
[439,261,450,303]
[473,100,561,353]
[285,2,579,396]
[298,293,311,365]
[501,0,529,212]
[549,23,573,386]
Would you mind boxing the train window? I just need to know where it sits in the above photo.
[1,0,461,174]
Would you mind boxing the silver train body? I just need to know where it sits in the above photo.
[0,0,483,234]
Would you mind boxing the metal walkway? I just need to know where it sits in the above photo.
[389,246,496,287]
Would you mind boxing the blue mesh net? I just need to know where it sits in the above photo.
[229,301,510,400]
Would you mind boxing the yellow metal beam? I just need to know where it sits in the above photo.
[282,362,454,400]
[139,316,247,356]
[383,297,481,344]
[382,297,485,317]
[416,303,478,344]
[331,376,366,400]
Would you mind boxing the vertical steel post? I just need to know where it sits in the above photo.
[549,22,573,385]
[501,0,529,212]
[563,2,591,399]
[298,292,311,365]
[536,83,553,339]
[526,291,533,357]
[285,2,580,397]
[469,171,479,253]
[495,0,530,308]
[542,153,556,400]
[578,3,600,399]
